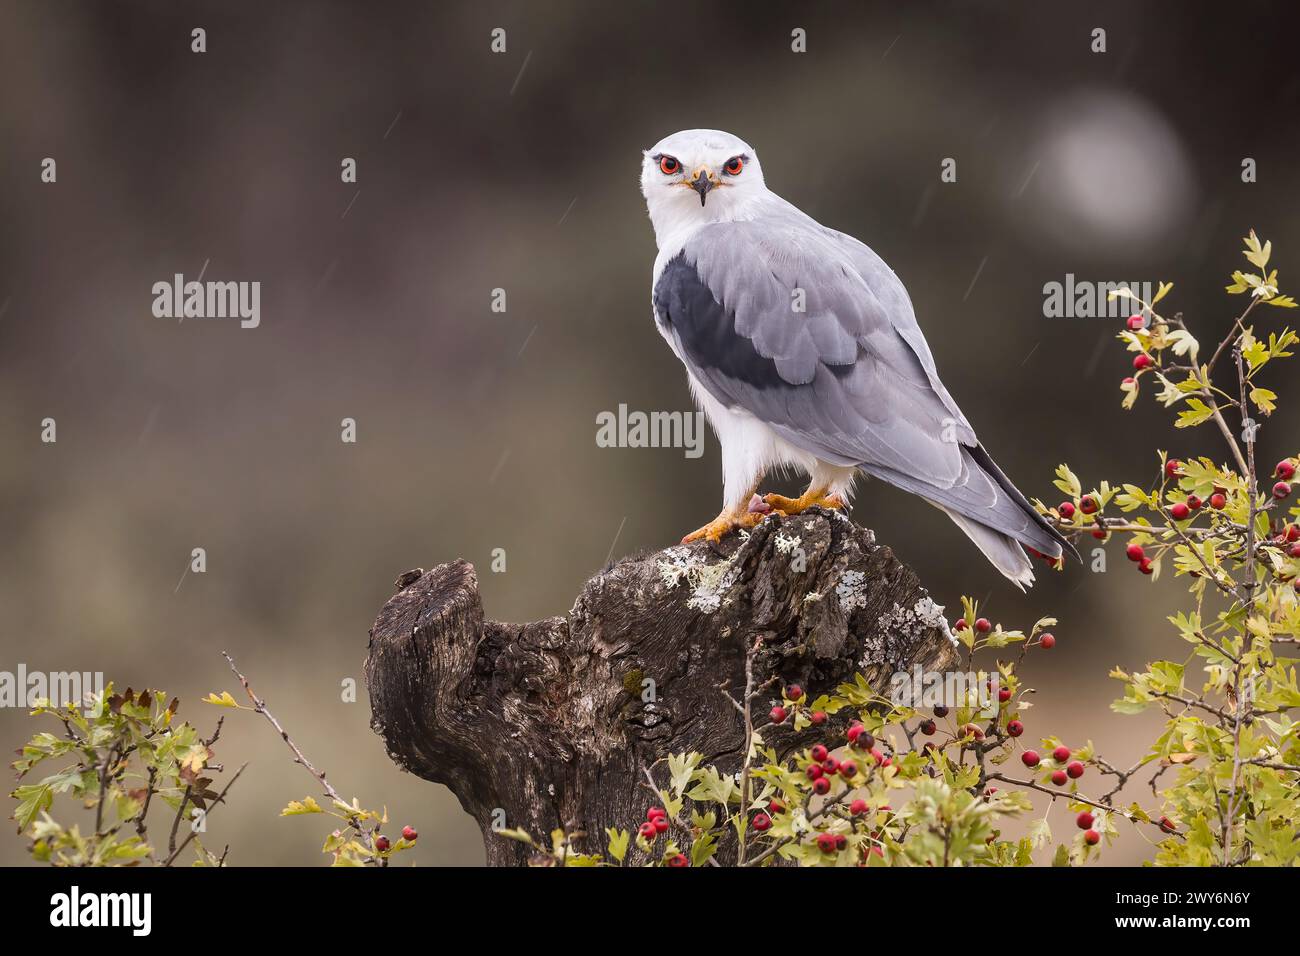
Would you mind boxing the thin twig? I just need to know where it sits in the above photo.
[162,762,247,866]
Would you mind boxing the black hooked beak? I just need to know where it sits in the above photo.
[689,169,715,206]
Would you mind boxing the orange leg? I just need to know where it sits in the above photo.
[683,481,767,544]
[681,508,767,544]
[764,485,846,516]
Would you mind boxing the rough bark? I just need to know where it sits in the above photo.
[365,509,957,866]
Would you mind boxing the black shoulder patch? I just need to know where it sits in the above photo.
[653,253,787,391]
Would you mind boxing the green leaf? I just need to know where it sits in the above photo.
[605,827,629,863]
[1243,230,1271,270]
[1052,464,1082,499]
[691,830,719,867]
[11,782,53,831]
[667,752,702,797]
[1175,398,1214,428]
[1250,387,1278,415]
[281,796,324,816]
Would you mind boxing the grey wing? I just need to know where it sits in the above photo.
[653,212,1070,558]
[655,215,973,478]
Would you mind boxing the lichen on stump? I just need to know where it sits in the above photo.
[365,509,957,866]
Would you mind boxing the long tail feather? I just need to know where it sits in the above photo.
[939,506,1036,591]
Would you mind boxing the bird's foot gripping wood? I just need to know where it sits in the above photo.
[681,507,765,543]
[764,489,846,516]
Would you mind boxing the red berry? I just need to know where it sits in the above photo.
[1126,543,1145,562]
[816,832,837,853]
[1084,829,1100,846]
[932,705,949,718]
[1077,811,1094,830]
[1051,770,1068,786]
[1289,544,1300,559]
[1277,460,1297,480]
[954,618,967,631]
[1091,528,1107,540]
[1159,816,1176,834]
[838,759,858,778]
[856,731,876,751]
[1059,501,1076,519]
[402,825,418,841]
[1039,634,1056,649]
[1006,719,1024,737]
[638,821,657,839]
[1170,502,1190,520]
[998,688,1011,703]
[813,777,831,795]
[1186,494,1202,510]
[846,723,864,743]
[647,806,666,821]
[974,617,992,634]
[1275,481,1293,500]
[653,817,668,833]
[374,835,390,852]
[811,744,829,762]
[1286,524,1300,543]
[810,711,827,726]
[1079,495,1098,514]
[805,763,824,780]
[1067,761,1085,779]
[1021,750,1040,768]
[786,684,803,701]
[850,798,868,815]
[768,799,785,814]
[769,705,787,724]
[1133,353,1152,370]
[752,811,772,832]
[1166,459,1182,478]
[920,719,936,735]
[1209,492,1226,510]
[822,757,839,775]
[667,853,688,867]
[1127,314,1145,331]
[961,723,984,741]
[1139,558,1154,575]
[834,834,847,850]
[1052,746,1071,763]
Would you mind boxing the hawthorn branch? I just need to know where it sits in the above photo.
[1245,758,1300,773]
[223,651,369,837]
[161,762,247,867]
[735,634,762,866]
[985,772,1180,838]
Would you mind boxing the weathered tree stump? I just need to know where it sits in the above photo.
[365,510,957,866]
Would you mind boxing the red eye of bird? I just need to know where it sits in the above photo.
[724,156,745,175]
[659,155,680,175]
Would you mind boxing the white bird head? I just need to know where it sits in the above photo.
[641,129,766,241]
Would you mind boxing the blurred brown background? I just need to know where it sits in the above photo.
[2,0,1298,865]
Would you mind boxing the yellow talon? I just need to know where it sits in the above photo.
[682,509,765,544]
[763,489,845,516]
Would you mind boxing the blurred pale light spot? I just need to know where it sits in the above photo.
[1026,89,1195,252]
